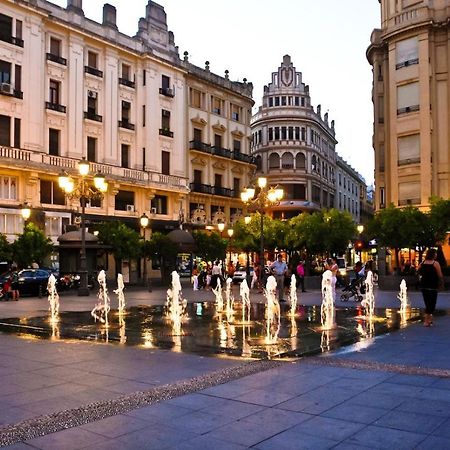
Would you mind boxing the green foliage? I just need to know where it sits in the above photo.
[0,233,12,263]
[12,223,53,268]
[429,198,450,243]
[192,230,227,261]
[96,222,142,274]
[143,232,178,281]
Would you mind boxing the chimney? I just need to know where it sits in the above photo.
[67,0,83,14]
[103,3,117,29]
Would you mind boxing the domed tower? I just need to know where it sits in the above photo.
[367,0,450,212]
[251,55,337,219]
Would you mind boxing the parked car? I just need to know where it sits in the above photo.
[232,266,253,284]
[17,269,50,296]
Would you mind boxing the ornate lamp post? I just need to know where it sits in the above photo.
[227,228,234,261]
[21,203,31,223]
[356,224,364,261]
[58,158,108,296]
[241,177,283,285]
[217,221,225,237]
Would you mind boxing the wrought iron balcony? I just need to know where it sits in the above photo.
[84,111,103,122]
[118,78,135,88]
[159,128,174,138]
[0,35,24,47]
[190,183,213,194]
[118,120,135,130]
[212,186,234,197]
[159,87,175,97]
[232,151,254,164]
[84,66,103,77]
[211,146,231,159]
[46,53,67,66]
[0,83,23,99]
[189,140,211,153]
[45,102,66,113]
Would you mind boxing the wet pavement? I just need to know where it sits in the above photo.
[0,283,449,449]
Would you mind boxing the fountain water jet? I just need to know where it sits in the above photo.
[264,275,280,343]
[289,274,297,316]
[361,270,375,318]
[225,277,235,321]
[397,279,409,313]
[321,269,335,329]
[91,270,110,326]
[240,279,251,323]
[165,271,187,336]
[113,273,126,314]
[47,273,59,323]
[212,277,224,312]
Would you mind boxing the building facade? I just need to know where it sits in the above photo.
[251,55,338,219]
[0,0,254,249]
[367,0,450,212]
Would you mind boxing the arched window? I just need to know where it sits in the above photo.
[311,155,317,172]
[295,152,306,169]
[281,152,294,169]
[255,155,262,171]
[269,153,280,169]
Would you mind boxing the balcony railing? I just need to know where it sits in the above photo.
[189,140,211,153]
[118,120,135,130]
[0,145,189,190]
[159,87,175,97]
[190,183,213,194]
[84,111,103,122]
[0,83,23,99]
[84,66,103,77]
[118,78,135,88]
[45,102,66,113]
[211,146,231,158]
[212,186,234,197]
[46,53,67,66]
[397,105,419,115]
[0,35,24,47]
[395,58,419,70]
[159,128,174,138]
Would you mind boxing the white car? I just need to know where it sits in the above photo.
[232,266,253,283]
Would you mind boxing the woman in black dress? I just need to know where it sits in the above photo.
[417,248,444,327]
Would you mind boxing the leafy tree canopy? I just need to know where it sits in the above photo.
[192,230,227,262]
[0,233,12,263]
[12,223,53,268]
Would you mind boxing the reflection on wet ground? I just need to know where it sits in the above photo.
[0,303,422,359]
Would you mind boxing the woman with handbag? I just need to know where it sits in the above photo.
[417,248,444,327]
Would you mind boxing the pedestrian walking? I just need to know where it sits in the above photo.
[270,254,287,302]
[417,248,444,327]
[296,260,306,292]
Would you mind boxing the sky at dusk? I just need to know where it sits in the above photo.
[50,0,380,184]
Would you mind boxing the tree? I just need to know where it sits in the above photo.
[429,198,450,243]
[192,231,227,262]
[96,221,142,277]
[12,223,53,268]
[322,209,357,256]
[0,233,12,263]
[143,232,178,283]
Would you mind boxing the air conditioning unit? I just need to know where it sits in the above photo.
[0,83,13,94]
[150,207,157,214]
[88,90,97,99]
[126,204,135,212]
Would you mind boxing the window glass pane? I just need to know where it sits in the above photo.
[0,114,10,146]
[398,134,420,163]
[398,182,420,203]
[50,37,61,56]
[40,180,52,204]
[396,37,418,65]
[397,82,419,109]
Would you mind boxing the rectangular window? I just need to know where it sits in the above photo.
[214,173,222,187]
[87,51,97,68]
[398,182,420,205]
[193,169,202,184]
[281,127,287,140]
[0,176,17,200]
[214,134,222,148]
[231,104,241,121]
[14,118,20,148]
[0,114,10,146]
[162,150,170,175]
[121,144,129,168]
[0,59,11,84]
[233,177,240,195]
[16,19,22,40]
[40,180,65,205]
[122,63,130,80]
[162,74,170,89]
[142,105,146,127]
[274,127,280,140]
[50,37,61,56]
[115,190,134,211]
[14,64,21,91]
[396,37,418,68]
[274,97,280,106]
[121,101,131,121]
[281,96,287,106]
[233,139,241,152]
[397,82,419,114]
[151,195,168,215]
[212,96,222,115]
[87,93,97,114]
[48,128,59,156]
[268,128,273,141]
[398,134,420,165]
[193,128,202,142]
[87,136,96,162]
[49,79,60,104]
[161,109,170,130]
[0,14,12,43]
[190,88,202,108]
[294,97,300,106]
[143,69,146,86]
[269,97,273,107]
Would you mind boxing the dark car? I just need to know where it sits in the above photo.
[17,269,50,296]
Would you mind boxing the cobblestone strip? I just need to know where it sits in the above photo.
[0,359,282,447]
[306,356,450,378]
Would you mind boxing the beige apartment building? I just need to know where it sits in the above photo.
[0,0,254,251]
[367,0,450,212]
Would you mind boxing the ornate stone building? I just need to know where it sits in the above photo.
[0,0,254,247]
[367,0,450,212]
[251,55,338,219]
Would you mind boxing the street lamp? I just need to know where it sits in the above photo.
[139,212,151,290]
[241,177,284,285]
[227,228,234,261]
[356,224,364,262]
[217,222,225,237]
[58,158,108,296]
[21,203,31,222]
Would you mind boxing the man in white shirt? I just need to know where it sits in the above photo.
[270,254,288,302]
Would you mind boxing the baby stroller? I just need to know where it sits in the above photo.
[340,276,365,302]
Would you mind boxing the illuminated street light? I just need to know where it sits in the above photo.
[21,203,31,221]
[58,158,108,296]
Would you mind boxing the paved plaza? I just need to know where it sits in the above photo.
[0,284,449,449]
